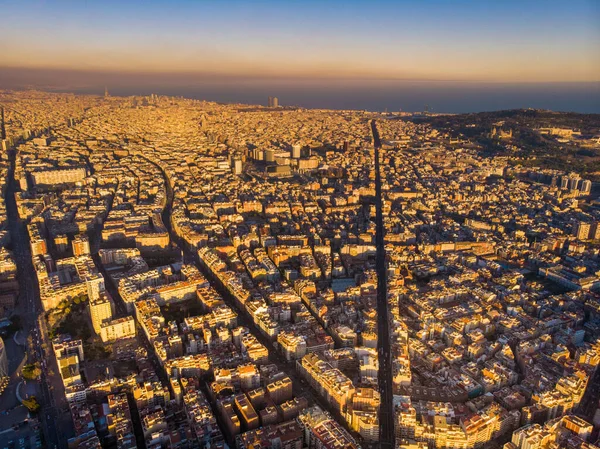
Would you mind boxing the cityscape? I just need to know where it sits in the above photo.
[0,87,599,449]
[0,1,600,449]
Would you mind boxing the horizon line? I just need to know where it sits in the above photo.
[2,86,598,117]
[1,65,599,85]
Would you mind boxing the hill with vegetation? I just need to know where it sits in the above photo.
[413,109,600,179]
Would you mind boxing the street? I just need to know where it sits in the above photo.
[372,120,395,449]
[4,148,71,448]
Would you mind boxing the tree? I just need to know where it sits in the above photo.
[22,396,40,413]
[22,363,41,380]
[85,342,111,361]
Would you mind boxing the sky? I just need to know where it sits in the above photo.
[0,0,599,111]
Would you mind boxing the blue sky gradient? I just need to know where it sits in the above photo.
[1,0,598,81]
[0,1,598,112]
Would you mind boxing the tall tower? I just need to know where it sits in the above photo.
[581,179,592,194]
[89,296,113,334]
[272,97,279,108]
[268,96,273,107]
[104,86,109,98]
[0,337,8,378]
[0,107,6,140]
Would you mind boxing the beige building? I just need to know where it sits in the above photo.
[30,166,87,187]
[100,316,136,343]
[89,296,113,334]
[72,234,91,256]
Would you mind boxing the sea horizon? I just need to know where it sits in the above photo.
[1,67,598,114]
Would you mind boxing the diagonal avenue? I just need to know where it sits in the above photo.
[371,120,395,449]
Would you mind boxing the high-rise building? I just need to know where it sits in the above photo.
[232,158,243,175]
[266,376,293,404]
[0,107,6,141]
[561,415,592,441]
[272,97,279,107]
[86,274,105,301]
[573,222,591,240]
[234,393,260,431]
[581,179,592,194]
[591,222,600,240]
[264,149,275,163]
[29,222,47,256]
[291,144,301,159]
[89,295,113,334]
[72,234,91,256]
[54,235,70,254]
[0,337,8,378]
[568,176,580,191]
[30,237,47,257]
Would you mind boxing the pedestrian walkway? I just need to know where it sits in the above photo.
[13,330,26,347]
[16,381,24,403]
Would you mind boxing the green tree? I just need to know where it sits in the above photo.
[22,396,40,413]
[22,363,42,380]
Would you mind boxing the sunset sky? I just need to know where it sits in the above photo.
[1,0,599,83]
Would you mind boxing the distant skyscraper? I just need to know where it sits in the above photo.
[268,96,273,107]
[581,179,592,194]
[0,107,5,140]
[264,148,275,163]
[568,177,580,191]
[232,158,243,175]
[0,337,8,378]
[574,222,591,240]
[272,97,279,108]
[292,144,301,159]
[104,86,110,98]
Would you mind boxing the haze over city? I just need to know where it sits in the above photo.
[1,0,599,112]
